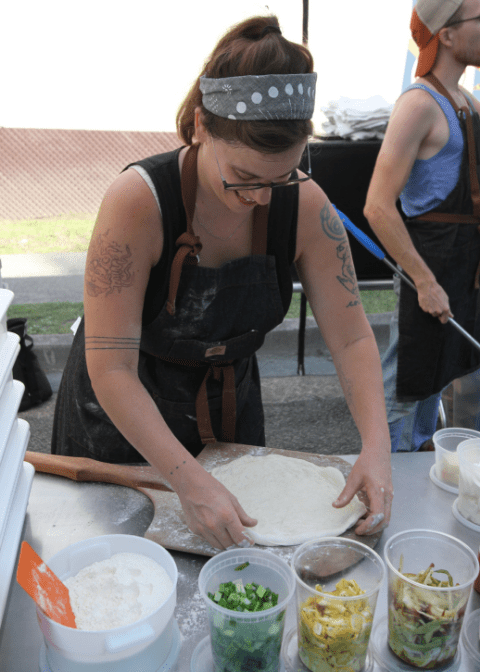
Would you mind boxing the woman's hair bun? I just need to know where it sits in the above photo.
[260,25,282,38]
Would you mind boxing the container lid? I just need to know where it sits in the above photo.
[429,463,459,495]
[0,462,34,627]
[370,615,461,672]
[461,608,480,663]
[39,618,182,672]
[0,290,14,326]
[452,498,480,533]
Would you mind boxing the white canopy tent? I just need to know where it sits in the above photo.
[2,0,413,133]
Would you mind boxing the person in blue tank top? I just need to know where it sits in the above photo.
[365,0,480,452]
[53,15,393,549]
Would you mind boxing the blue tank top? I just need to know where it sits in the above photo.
[400,84,464,218]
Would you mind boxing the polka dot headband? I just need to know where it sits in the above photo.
[199,73,317,121]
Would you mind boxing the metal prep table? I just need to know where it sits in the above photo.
[0,452,478,671]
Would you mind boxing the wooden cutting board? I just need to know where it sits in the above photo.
[25,444,381,562]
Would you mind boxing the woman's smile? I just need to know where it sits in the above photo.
[235,191,257,206]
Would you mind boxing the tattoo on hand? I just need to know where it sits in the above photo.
[86,230,135,297]
[320,203,361,307]
[85,336,140,351]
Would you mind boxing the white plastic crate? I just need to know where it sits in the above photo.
[0,289,14,350]
[0,462,34,625]
[0,288,33,627]
[0,418,30,547]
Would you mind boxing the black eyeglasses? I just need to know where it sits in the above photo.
[211,138,312,191]
[446,13,480,27]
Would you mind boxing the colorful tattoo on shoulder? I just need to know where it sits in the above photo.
[320,203,361,307]
[85,336,140,351]
[85,230,135,297]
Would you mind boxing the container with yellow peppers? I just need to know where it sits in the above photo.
[291,538,385,672]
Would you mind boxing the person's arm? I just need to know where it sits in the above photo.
[83,168,257,550]
[295,182,392,535]
[364,90,452,323]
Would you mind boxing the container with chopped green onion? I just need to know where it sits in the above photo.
[198,549,296,672]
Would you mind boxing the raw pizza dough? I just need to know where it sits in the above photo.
[211,454,367,546]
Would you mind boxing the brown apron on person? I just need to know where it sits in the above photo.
[52,144,297,460]
[396,73,480,401]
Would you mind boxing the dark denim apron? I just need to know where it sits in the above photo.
[397,74,480,401]
[52,145,294,460]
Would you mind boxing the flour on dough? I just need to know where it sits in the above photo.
[211,454,367,546]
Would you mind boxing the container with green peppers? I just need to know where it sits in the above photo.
[384,530,479,670]
[198,549,296,672]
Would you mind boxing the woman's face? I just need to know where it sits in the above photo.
[196,126,307,212]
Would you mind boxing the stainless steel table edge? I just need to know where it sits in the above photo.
[0,453,478,671]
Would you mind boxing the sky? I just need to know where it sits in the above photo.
[1,0,413,133]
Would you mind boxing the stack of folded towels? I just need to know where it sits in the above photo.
[319,96,394,140]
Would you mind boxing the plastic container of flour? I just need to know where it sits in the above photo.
[36,534,178,671]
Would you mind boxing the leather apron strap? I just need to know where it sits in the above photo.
[162,143,270,444]
[166,144,203,316]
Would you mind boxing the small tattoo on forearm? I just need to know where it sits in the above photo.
[320,203,360,307]
[170,460,186,476]
[85,230,135,297]
[85,336,140,351]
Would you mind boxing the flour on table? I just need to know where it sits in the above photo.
[211,454,366,546]
[64,552,173,630]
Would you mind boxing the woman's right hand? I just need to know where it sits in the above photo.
[175,469,258,550]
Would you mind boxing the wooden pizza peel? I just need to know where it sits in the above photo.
[24,443,382,563]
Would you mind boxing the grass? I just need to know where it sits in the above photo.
[7,291,396,335]
[2,215,396,332]
[0,214,95,255]
[7,302,84,334]
[285,290,396,319]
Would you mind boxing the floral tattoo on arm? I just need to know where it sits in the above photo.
[320,203,361,307]
[85,230,135,297]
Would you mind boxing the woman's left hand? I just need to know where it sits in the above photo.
[332,444,393,535]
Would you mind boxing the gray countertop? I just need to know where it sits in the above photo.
[0,452,479,671]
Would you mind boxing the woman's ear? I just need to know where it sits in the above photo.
[194,108,209,143]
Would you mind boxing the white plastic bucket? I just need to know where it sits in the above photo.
[37,534,178,671]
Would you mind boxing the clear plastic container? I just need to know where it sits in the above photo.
[291,537,385,672]
[460,608,480,672]
[36,534,178,671]
[433,428,480,489]
[452,370,480,431]
[457,439,480,525]
[198,547,295,672]
[384,529,479,669]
